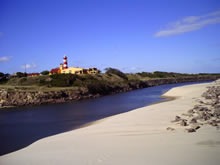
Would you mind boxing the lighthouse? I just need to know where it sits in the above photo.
[63,55,68,69]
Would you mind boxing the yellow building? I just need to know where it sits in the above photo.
[50,62,100,75]
[60,64,86,75]
[87,68,100,74]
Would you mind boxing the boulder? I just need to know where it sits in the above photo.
[208,120,218,127]
[187,109,194,114]
[171,116,181,122]
[189,118,197,124]
[214,107,220,117]
[180,119,188,126]
[197,107,209,112]
[186,128,196,133]
[191,124,200,130]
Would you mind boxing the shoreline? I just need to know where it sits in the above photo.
[78,94,179,130]
[0,78,218,109]
[1,81,220,165]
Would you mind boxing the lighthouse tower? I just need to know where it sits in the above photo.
[63,56,68,69]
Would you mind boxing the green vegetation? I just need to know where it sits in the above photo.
[0,72,10,84]
[138,71,204,78]
[1,69,220,95]
[105,67,128,80]
[46,73,127,94]
[7,75,50,86]
[16,72,27,78]
[198,73,220,76]
[1,69,129,94]
[40,70,49,75]
[0,72,4,77]
[49,74,78,87]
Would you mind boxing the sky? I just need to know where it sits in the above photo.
[0,0,220,74]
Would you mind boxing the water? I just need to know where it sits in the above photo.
[0,81,210,156]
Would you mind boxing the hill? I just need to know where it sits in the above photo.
[0,69,220,108]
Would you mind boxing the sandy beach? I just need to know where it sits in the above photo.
[1,82,220,165]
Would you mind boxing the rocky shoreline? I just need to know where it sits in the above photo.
[169,79,220,133]
[0,76,219,109]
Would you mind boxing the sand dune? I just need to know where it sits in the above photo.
[1,82,220,165]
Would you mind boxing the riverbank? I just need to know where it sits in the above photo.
[0,76,219,108]
[1,80,219,164]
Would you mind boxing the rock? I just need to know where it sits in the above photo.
[186,128,196,133]
[199,100,204,104]
[170,80,220,133]
[187,109,194,114]
[166,127,175,131]
[214,107,220,116]
[209,120,218,127]
[203,113,211,121]
[197,107,209,111]
[193,105,201,110]
[196,111,207,120]
[189,118,197,124]
[180,119,188,126]
[191,124,200,130]
[171,116,181,122]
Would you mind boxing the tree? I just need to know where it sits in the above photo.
[41,70,49,75]
[0,72,10,84]
[16,72,27,78]
[0,72,4,77]
[105,67,128,80]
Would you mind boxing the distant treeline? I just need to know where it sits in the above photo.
[137,71,220,78]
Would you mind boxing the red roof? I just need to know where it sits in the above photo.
[50,68,60,73]
[27,73,40,76]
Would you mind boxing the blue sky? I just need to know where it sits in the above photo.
[0,0,220,74]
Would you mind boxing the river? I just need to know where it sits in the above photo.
[0,81,210,156]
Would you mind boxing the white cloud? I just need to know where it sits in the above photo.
[122,66,144,73]
[130,67,139,71]
[21,63,37,69]
[154,10,220,37]
[0,56,12,62]
[182,16,199,23]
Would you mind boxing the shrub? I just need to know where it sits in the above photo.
[50,74,78,87]
[0,72,9,84]
[39,79,50,86]
[138,71,179,78]
[41,70,49,75]
[105,68,128,80]
[19,77,27,84]
[86,80,111,95]
[16,72,27,78]
[0,72,4,77]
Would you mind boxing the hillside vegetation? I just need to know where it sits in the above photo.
[1,69,220,95]
[1,69,220,107]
